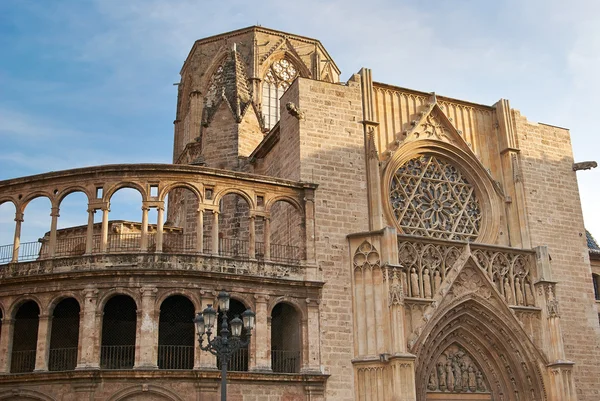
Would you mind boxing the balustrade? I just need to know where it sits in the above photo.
[48,347,78,371]
[11,350,36,373]
[271,349,301,373]
[158,345,194,370]
[100,345,135,369]
[397,235,537,307]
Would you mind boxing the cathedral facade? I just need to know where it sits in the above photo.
[0,26,598,401]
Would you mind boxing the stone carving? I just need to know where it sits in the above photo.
[285,102,305,120]
[545,284,560,318]
[428,344,489,394]
[390,155,481,242]
[572,161,597,171]
[353,241,380,271]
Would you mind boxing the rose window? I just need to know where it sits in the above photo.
[390,155,481,241]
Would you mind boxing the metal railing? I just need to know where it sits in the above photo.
[158,345,194,370]
[217,347,248,371]
[0,235,304,265]
[54,236,86,257]
[219,238,248,258]
[271,349,301,373]
[100,345,135,369]
[10,350,36,373]
[0,244,13,264]
[48,347,78,371]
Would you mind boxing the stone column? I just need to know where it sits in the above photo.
[0,318,15,373]
[85,208,95,255]
[156,205,164,253]
[302,298,321,373]
[251,294,270,371]
[196,208,204,253]
[195,292,217,370]
[264,216,271,260]
[304,189,316,264]
[140,205,149,251]
[34,314,52,372]
[76,287,100,369]
[248,215,256,259]
[100,204,110,253]
[135,286,158,369]
[48,206,60,257]
[12,211,23,262]
[212,211,219,255]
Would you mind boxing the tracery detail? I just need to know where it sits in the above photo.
[390,155,481,241]
[262,58,298,129]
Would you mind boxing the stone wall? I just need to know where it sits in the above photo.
[515,112,600,400]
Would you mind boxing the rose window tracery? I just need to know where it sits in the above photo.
[390,155,481,241]
[262,58,299,129]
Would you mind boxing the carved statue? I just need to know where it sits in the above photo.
[446,360,454,392]
[503,278,514,304]
[411,268,420,297]
[433,270,442,292]
[476,370,487,392]
[461,362,469,390]
[468,366,476,392]
[428,372,438,391]
[437,362,446,391]
[525,281,535,306]
[452,356,462,390]
[515,277,524,305]
[423,268,432,298]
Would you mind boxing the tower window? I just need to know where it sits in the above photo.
[262,59,298,130]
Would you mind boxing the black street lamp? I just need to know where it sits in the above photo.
[194,290,256,401]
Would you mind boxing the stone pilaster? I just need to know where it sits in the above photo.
[33,314,51,372]
[251,294,270,371]
[135,286,158,369]
[76,287,100,369]
[0,318,15,373]
[195,291,217,370]
[302,298,321,373]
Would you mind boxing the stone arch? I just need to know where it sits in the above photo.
[20,192,54,209]
[8,295,43,319]
[383,140,503,244]
[267,296,306,320]
[198,48,229,96]
[97,288,140,313]
[264,195,303,213]
[46,292,83,316]
[229,292,253,310]
[259,50,311,81]
[0,198,17,208]
[159,182,202,203]
[0,389,57,401]
[212,188,254,210]
[413,295,548,401]
[104,182,147,202]
[107,384,184,401]
[155,289,201,312]
[56,186,93,206]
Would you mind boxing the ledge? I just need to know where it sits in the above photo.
[0,253,323,286]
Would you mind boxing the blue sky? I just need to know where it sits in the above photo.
[0,0,599,245]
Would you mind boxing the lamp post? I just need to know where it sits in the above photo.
[194,290,256,401]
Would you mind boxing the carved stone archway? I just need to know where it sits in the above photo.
[412,261,549,401]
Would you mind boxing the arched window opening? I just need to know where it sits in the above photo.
[101,295,136,369]
[55,191,89,257]
[21,197,52,261]
[11,301,40,373]
[262,58,298,130]
[163,187,200,253]
[105,188,144,252]
[158,295,195,370]
[267,200,305,263]
[217,298,249,371]
[48,298,80,371]
[271,303,301,373]
[593,273,600,301]
[0,202,16,264]
[390,155,482,242]
[219,194,250,258]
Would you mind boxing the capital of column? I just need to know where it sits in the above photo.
[1,318,14,325]
[50,207,60,217]
[141,205,151,212]
[87,208,96,214]
[140,287,158,297]
[14,212,24,222]
[254,294,270,303]
[81,287,99,299]
[306,298,320,307]
[38,314,51,321]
